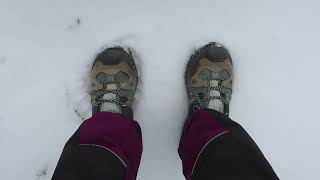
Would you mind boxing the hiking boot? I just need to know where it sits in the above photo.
[185,42,233,115]
[90,47,138,118]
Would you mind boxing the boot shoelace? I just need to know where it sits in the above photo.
[191,79,226,112]
[94,81,124,108]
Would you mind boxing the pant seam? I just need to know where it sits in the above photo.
[191,130,230,176]
[79,144,127,168]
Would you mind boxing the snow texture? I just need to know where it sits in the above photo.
[0,0,320,179]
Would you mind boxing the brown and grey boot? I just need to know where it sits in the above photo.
[90,47,138,118]
[185,42,233,116]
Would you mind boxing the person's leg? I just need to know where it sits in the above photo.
[180,42,279,180]
[179,109,279,180]
[52,113,142,180]
[52,47,142,180]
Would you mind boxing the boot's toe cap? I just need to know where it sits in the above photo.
[206,43,230,61]
[95,47,132,65]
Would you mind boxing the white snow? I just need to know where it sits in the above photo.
[1,0,320,179]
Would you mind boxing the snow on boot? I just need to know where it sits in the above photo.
[185,42,233,115]
[90,47,138,118]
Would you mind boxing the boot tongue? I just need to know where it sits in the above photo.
[204,80,224,113]
[100,83,122,114]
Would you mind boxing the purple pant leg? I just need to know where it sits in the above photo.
[80,112,143,180]
[178,110,229,180]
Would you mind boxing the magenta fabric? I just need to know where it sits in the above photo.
[79,112,142,180]
[178,109,229,180]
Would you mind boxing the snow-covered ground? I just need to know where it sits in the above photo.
[1,0,320,179]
